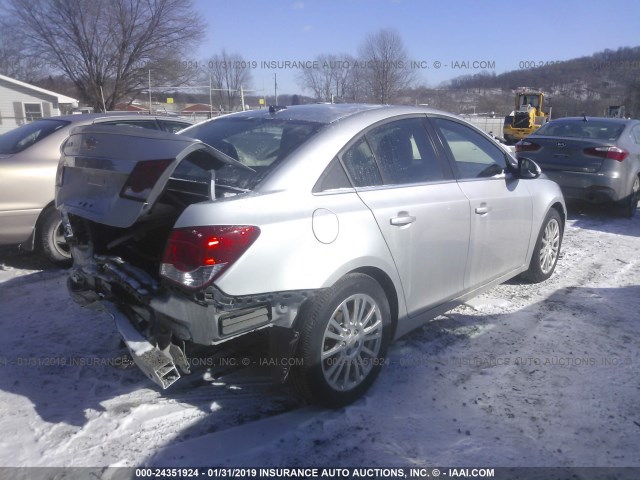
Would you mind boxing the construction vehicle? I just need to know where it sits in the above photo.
[503,89,550,144]
[607,105,626,118]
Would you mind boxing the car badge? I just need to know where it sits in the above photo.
[556,142,566,148]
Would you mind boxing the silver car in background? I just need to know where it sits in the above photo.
[0,113,192,263]
[56,104,565,407]
[516,117,640,217]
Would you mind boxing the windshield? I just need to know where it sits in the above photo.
[533,120,625,141]
[0,119,70,154]
[175,116,324,190]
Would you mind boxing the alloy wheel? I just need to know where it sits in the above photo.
[321,293,383,391]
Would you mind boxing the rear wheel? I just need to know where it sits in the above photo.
[620,175,639,218]
[38,207,71,264]
[521,209,562,283]
[291,273,391,408]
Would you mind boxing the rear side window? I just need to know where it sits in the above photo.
[432,118,507,180]
[341,137,383,187]
[0,119,69,154]
[313,157,351,192]
[367,118,445,185]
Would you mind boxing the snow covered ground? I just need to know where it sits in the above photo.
[0,204,639,472]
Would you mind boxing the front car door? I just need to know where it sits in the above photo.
[429,117,533,290]
[340,116,471,317]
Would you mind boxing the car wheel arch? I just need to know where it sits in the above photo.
[21,201,58,252]
[292,267,400,341]
[550,202,566,229]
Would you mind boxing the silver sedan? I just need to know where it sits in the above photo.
[56,104,565,407]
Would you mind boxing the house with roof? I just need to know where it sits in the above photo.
[0,74,78,134]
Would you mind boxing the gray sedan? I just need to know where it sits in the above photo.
[56,104,565,407]
[516,117,640,217]
[0,113,192,263]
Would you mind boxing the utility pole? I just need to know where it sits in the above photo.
[274,73,278,106]
[209,75,213,118]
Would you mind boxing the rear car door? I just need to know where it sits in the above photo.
[341,117,471,317]
[429,117,533,289]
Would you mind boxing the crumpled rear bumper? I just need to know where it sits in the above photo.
[66,249,315,388]
[101,301,190,389]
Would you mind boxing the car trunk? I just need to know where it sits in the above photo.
[56,124,251,281]
[529,136,611,173]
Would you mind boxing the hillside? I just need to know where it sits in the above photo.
[405,46,640,118]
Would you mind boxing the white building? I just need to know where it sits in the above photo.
[0,74,78,134]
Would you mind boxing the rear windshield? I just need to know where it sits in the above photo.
[0,119,70,154]
[175,116,324,190]
[533,120,625,141]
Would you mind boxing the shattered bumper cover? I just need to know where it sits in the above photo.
[67,250,314,389]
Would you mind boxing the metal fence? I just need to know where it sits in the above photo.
[459,116,505,136]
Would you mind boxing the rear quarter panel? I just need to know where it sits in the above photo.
[174,188,407,315]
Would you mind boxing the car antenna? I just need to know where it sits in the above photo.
[582,114,588,122]
[269,105,287,114]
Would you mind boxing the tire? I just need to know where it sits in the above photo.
[619,175,639,219]
[521,209,563,283]
[291,273,391,408]
[38,207,72,264]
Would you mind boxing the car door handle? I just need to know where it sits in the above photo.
[475,205,491,215]
[390,213,416,226]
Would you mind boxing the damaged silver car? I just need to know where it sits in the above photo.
[56,104,566,407]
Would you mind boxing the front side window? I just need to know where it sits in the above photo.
[24,103,43,122]
[431,118,507,180]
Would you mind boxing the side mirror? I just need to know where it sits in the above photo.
[517,156,542,179]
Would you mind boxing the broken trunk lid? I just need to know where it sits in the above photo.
[55,124,253,228]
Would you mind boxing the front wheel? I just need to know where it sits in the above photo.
[521,209,563,283]
[291,274,391,408]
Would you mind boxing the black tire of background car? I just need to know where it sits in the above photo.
[521,208,563,284]
[291,273,391,408]
[619,175,639,219]
[38,207,72,264]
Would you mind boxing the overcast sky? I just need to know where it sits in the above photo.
[194,0,640,96]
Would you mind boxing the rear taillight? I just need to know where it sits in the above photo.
[160,225,260,289]
[583,146,628,162]
[121,159,173,201]
[515,141,541,152]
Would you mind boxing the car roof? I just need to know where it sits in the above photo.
[213,103,446,125]
[548,116,637,125]
[51,112,193,123]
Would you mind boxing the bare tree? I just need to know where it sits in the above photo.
[4,0,205,110]
[298,54,353,102]
[204,51,253,112]
[0,23,49,82]
[359,29,415,103]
